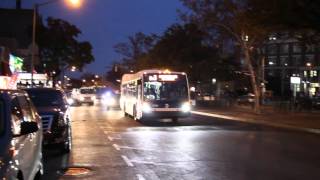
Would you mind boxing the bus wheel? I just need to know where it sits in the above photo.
[133,107,138,121]
[172,117,178,123]
[123,106,128,117]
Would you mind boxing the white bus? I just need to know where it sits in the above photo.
[120,69,191,122]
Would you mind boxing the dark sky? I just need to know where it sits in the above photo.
[1,0,184,76]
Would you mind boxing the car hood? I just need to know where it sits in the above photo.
[36,106,66,116]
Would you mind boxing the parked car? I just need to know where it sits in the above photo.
[72,87,96,105]
[26,88,72,153]
[0,89,43,180]
[312,96,320,109]
[237,93,255,105]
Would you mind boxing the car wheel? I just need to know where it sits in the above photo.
[34,168,42,180]
[61,129,72,154]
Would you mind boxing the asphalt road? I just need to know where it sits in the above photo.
[43,104,320,180]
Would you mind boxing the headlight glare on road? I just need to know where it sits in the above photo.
[142,102,152,113]
[181,102,191,112]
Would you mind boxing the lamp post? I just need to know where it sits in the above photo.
[31,0,82,87]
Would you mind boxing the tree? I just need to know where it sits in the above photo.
[105,63,124,85]
[180,0,277,113]
[38,17,94,77]
[148,23,238,83]
[114,32,158,71]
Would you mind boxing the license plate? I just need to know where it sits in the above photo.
[153,108,180,112]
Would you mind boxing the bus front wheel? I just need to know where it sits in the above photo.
[133,106,139,121]
[123,106,128,117]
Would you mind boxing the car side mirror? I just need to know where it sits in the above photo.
[17,122,39,136]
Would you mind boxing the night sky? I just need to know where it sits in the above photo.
[1,0,185,76]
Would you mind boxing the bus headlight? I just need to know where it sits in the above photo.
[142,103,152,113]
[181,102,191,112]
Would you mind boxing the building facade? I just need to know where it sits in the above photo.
[265,35,320,98]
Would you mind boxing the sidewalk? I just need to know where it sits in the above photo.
[192,105,320,134]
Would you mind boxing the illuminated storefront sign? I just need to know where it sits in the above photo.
[0,76,11,89]
[290,77,301,84]
[9,54,23,73]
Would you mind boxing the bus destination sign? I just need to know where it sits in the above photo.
[148,74,179,81]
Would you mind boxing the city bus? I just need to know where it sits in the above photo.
[120,69,191,122]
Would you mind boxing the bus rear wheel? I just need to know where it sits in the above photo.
[172,117,178,123]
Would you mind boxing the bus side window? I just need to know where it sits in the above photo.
[137,80,142,98]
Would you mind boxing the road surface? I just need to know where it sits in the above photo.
[43,104,320,180]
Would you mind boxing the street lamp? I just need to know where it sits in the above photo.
[95,75,99,79]
[71,66,77,72]
[31,0,82,87]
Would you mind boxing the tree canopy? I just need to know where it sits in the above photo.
[37,17,94,76]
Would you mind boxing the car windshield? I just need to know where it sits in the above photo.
[28,90,64,107]
[80,89,95,94]
[0,100,4,135]
[143,74,188,101]
[96,88,112,95]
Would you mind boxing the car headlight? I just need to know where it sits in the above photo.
[57,112,67,126]
[104,92,112,98]
[105,98,116,106]
[80,97,85,101]
[181,102,191,112]
[142,102,152,113]
[67,98,74,105]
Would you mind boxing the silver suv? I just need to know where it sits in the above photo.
[0,90,43,180]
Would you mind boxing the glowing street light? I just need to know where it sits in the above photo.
[31,0,82,87]
[82,79,86,82]
[66,0,82,8]
[71,66,77,72]
[95,75,99,79]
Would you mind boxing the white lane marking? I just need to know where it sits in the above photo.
[116,145,175,153]
[192,110,320,134]
[103,131,109,135]
[131,160,178,167]
[191,111,244,121]
[113,144,121,151]
[121,155,134,167]
[137,174,146,180]
[107,136,113,141]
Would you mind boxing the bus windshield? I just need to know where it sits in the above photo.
[143,74,188,101]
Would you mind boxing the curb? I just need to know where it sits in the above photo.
[191,111,320,135]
